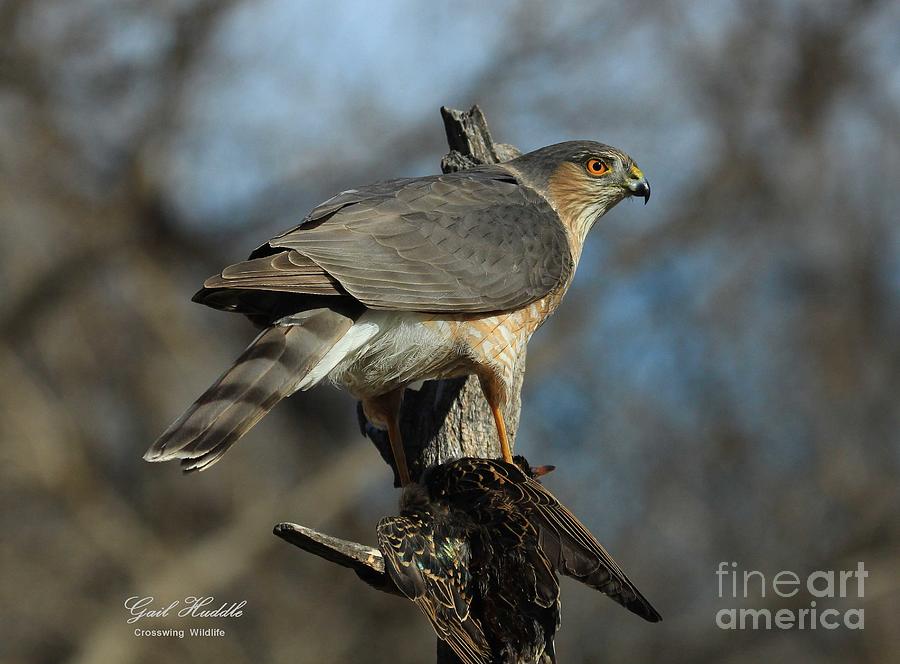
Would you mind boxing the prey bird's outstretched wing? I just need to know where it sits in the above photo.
[200,168,573,314]
[377,516,491,664]
[434,458,662,623]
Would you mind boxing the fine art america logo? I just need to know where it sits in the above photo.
[125,596,246,639]
[715,562,867,630]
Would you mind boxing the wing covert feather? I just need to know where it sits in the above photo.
[264,168,573,313]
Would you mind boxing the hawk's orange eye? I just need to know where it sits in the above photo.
[585,158,609,176]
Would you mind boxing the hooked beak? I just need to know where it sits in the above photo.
[627,165,651,204]
[630,179,651,204]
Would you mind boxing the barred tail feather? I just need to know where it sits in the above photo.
[144,308,355,472]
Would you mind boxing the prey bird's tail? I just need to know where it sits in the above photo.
[144,308,355,472]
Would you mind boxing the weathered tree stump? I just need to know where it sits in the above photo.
[275,105,525,663]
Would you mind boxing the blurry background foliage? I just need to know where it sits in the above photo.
[1,1,898,663]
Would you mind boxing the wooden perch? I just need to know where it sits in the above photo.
[273,522,401,596]
[275,105,525,663]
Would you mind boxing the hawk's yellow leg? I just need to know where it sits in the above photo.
[478,375,513,463]
[489,403,513,463]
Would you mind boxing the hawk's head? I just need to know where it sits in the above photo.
[508,140,650,241]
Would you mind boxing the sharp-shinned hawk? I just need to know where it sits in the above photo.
[145,141,650,484]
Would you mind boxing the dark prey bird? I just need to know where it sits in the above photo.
[377,456,661,664]
[143,142,650,484]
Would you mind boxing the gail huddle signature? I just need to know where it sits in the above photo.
[124,596,246,624]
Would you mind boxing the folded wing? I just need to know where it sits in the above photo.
[199,168,573,315]
[377,515,492,664]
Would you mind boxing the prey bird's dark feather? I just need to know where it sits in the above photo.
[431,458,662,623]
[377,513,492,664]
[378,457,660,664]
